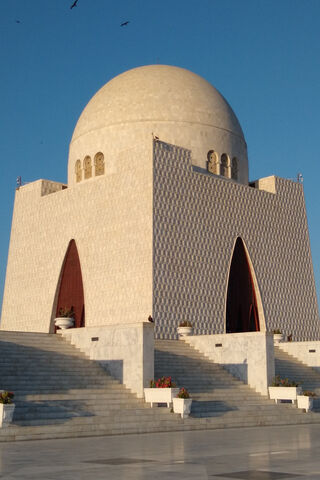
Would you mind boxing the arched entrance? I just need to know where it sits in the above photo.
[226,237,260,333]
[56,240,85,329]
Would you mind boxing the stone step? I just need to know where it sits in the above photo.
[190,401,301,412]
[1,415,182,435]
[188,391,268,398]
[0,373,117,380]
[0,360,100,368]
[155,354,210,359]
[14,401,149,414]
[0,354,89,361]
[0,339,60,346]
[13,405,172,421]
[0,342,84,349]
[274,373,320,381]
[155,352,205,357]
[189,409,307,419]
[157,383,244,390]
[155,359,229,366]
[187,394,269,402]
[11,405,311,428]
[274,370,320,376]
[153,373,238,381]
[0,409,319,443]
[0,365,107,374]
[3,388,130,397]
[10,417,319,441]
[15,390,136,401]
[153,369,247,378]
[15,398,146,409]
[275,366,317,372]
[152,381,248,389]
[0,382,117,389]
[0,350,86,356]
[155,378,243,386]
[274,374,319,380]
[0,341,83,347]
[275,350,309,358]
[153,370,233,377]
[0,376,118,384]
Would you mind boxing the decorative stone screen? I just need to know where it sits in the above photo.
[153,140,319,340]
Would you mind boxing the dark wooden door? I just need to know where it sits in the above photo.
[56,240,85,329]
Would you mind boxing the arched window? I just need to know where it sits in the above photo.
[94,152,105,176]
[75,159,82,183]
[207,150,219,175]
[231,157,238,180]
[83,156,92,179]
[220,154,230,178]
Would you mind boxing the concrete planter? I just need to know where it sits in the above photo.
[173,398,192,418]
[268,386,302,404]
[177,326,193,337]
[297,395,313,412]
[144,388,180,408]
[0,404,15,427]
[273,333,284,344]
[54,317,74,330]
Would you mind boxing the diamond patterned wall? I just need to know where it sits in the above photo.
[153,140,320,340]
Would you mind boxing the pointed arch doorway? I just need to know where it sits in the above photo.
[56,240,85,329]
[226,238,260,333]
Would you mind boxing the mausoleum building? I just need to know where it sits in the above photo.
[1,65,319,342]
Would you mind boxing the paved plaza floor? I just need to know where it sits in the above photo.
[0,424,320,479]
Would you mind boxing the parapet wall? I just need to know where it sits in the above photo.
[60,322,154,398]
[184,332,275,395]
[279,341,320,375]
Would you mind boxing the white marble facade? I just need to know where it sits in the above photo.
[1,65,319,344]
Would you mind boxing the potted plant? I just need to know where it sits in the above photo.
[297,391,316,412]
[173,387,192,418]
[273,329,284,343]
[177,321,193,337]
[268,376,301,404]
[54,306,75,330]
[144,377,179,407]
[0,391,15,427]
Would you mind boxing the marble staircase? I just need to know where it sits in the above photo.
[1,332,320,441]
[275,346,320,410]
[154,340,320,427]
[0,331,182,441]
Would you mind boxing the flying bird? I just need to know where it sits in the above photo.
[15,20,21,24]
[70,0,79,9]
[120,21,130,27]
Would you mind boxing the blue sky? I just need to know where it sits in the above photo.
[0,0,319,312]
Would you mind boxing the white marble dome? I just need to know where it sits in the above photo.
[68,65,248,185]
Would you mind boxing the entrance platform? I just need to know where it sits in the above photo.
[0,424,319,479]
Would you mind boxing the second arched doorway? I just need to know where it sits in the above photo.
[226,237,260,333]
